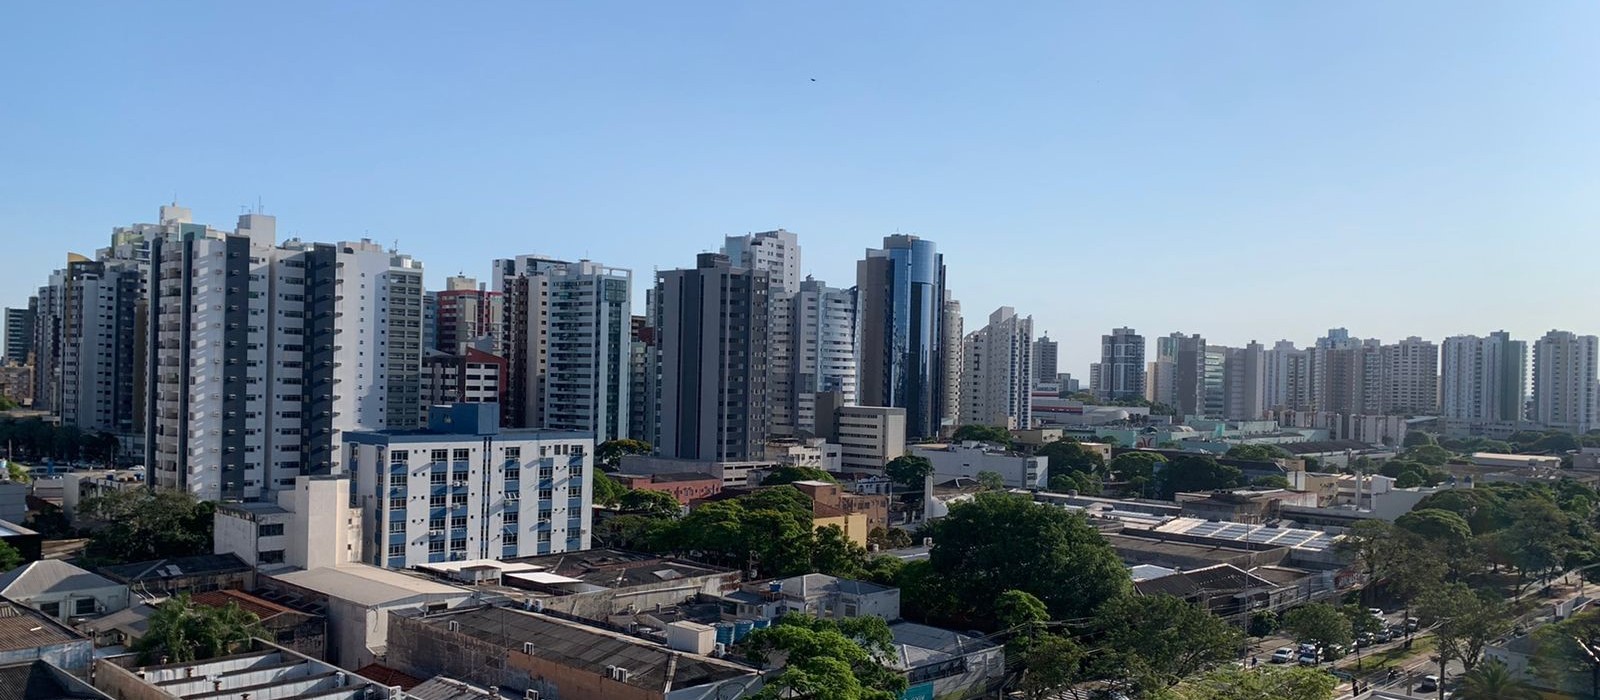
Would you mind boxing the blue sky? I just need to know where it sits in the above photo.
[3,2,1598,373]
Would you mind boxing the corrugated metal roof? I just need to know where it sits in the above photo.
[0,560,121,599]
[0,600,83,653]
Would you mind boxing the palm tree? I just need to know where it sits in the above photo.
[135,595,267,664]
[1455,659,1540,700]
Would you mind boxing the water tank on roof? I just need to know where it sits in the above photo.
[715,623,735,645]
[734,620,755,641]
[769,580,783,595]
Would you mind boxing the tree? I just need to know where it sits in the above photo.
[1418,583,1510,671]
[1012,632,1084,700]
[135,595,266,664]
[952,425,1011,445]
[762,465,837,486]
[1252,475,1290,489]
[593,514,671,550]
[926,492,1130,630]
[1341,604,1384,638]
[1455,659,1539,700]
[595,438,651,468]
[1403,444,1454,467]
[4,461,28,483]
[1157,455,1244,499]
[618,489,682,519]
[1108,451,1166,498]
[1533,606,1600,697]
[976,470,1006,491]
[1171,666,1338,700]
[746,614,906,700]
[1094,595,1243,693]
[78,489,215,565]
[1403,431,1437,448]
[1504,498,1578,587]
[1247,610,1279,638]
[812,525,868,579]
[1225,444,1289,461]
[0,540,21,572]
[867,527,912,550]
[1282,603,1352,653]
[1396,508,1473,551]
[591,470,627,507]
[995,589,1049,629]
[1048,471,1102,496]
[1531,432,1581,453]
[885,455,934,487]
[1037,439,1105,481]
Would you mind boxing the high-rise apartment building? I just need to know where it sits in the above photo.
[856,235,948,439]
[145,212,424,501]
[1264,341,1311,411]
[723,229,801,296]
[47,256,145,438]
[781,277,857,437]
[725,230,802,439]
[345,404,593,568]
[940,289,963,432]
[1532,330,1598,434]
[496,256,632,441]
[1440,331,1526,423]
[654,253,770,461]
[959,307,1034,429]
[1202,345,1226,419]
[1153,333,1206,417]
[1218,342,1266,421]
[1380,336,1439,415]
[3,306,33,365]
[431,275,504,355]
[1094,328,1145,401]
[628,314,656,446]
[1032,334,1058,386]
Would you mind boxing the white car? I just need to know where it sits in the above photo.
[1271,647,1294,664]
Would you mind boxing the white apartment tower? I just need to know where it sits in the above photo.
[146,212,424,502]
[724,230,801,438]
[723,229,801,296]
[1264,341,1311,411]
[1532,330,1599,434]
[960,307,1034,429]
[783,277,858,436]
[1440,331,1526,422]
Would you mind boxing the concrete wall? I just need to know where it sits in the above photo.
[22,583,130,621]
[541,571,739,620]
[0,639,92,673]
[94,659,174,700]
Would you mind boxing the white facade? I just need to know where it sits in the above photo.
[783,278,858,436]
[766,438,844,473]
[830,405,906,472]
[910,443,1047,489]
[214,475,362,571]
[722,229,801,296]
[1441,331,1526,423]
[1532,330,1599,433]
[959,307,1034,429]
[1380,336,1439,415]
[344,405,594,569]
[147,211,423,502]
[1263,340,1310,411]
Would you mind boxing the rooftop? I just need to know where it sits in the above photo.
[888,621,997,671]
[0,520,38,538]
[353,663,426,691]
[640,472,721,483]
[414,606,753,691]
[191,589,309,621]
[99,554,251,584]
[0,660,111,700]
[407,677,503,700]
[1277,440,1381,456]
[268,565,469,606]
[106,642,394,700]
[0,560,121,599]
[499,548,730,592]
[217,501,291,516]
[0,599,84,653]
[1145,517,1340,552]
[761,573,895,598]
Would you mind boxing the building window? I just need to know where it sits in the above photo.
[431,471,446,485]
[538,488,553,501]
[570,465,583,481]
[504,467,520,482]
[429,494,446,508]
[504,511,519,524]
[452,493,467,506]
[504,533,519,547]
[389,450,408,465]
[390,474,407,488]
[429,517,445,530]
[429,540,444,553]
[388,544,405,558]
[453,448,470,462]
[389,520,405,533]
[537,531,551,544]
[260,550,285,565]
[451,516,467,529]
[504,446,520,460]
[538,507,552,522]
[38,602,60,618]
[506,490,520,502]
[75,598,97,616]
[538,465,553,480]
[450,538,466,551]
[259,523,285,537]
[390,496,407,510]
[431,449,448,463]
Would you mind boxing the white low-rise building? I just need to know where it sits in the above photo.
[344,403,594,569]
[911,442,1047,489]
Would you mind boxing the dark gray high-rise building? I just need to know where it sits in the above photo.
[3,306,34,365]
[856,235,947,439]
[654,253,771,460]
[1095,328,1145,401]
[1031,333,1057,386]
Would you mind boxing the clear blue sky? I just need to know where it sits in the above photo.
[3,2,1598,374]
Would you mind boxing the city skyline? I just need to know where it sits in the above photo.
[4,3,1600,374]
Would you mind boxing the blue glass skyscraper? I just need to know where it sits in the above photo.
[856,235,947,439]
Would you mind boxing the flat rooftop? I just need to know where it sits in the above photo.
[413,606,752,692]
[99,554,251,584]
[268,565,468,606]
[501,548,731,591]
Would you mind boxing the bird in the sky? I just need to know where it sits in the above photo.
[810,78,816,82]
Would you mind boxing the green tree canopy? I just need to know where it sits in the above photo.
[1455,659,1539,700]
[1402,431,1437,448]
[976,470,1006,491]
[79,489,215,565]
[135,595,266,664]
[885,455,934,487]
[1401,444,1454,466]
[1395,508,1474,550]
[1109,451,1167,498]
[1037,439,1106,480]
[1011,631,1084,700]
[924,492,1129,630]
[0,540,21,572]
[1093,594,1244,694]
[951,425,1012,445]
[761,465,838,486]
[1225,444,1289,461]
[1282,603,1352,652]
[591,470,627,507]
[1418,583,1511,671]
[995,589,1050,629]
[1157,455,1245,499]
[595,438,652,468]
[617,489,682,519]
[1170,665,1338,700]
[746,614,906,700]
[1251,475,1290,489]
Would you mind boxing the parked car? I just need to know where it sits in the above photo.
[1418,675,1439,692]
[1406,617,1421,632]
[1271,647,1295,664]
[1298,651,1319,665]
[1375,628,1393,643]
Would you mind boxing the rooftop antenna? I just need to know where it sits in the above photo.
[257,195,264,213]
